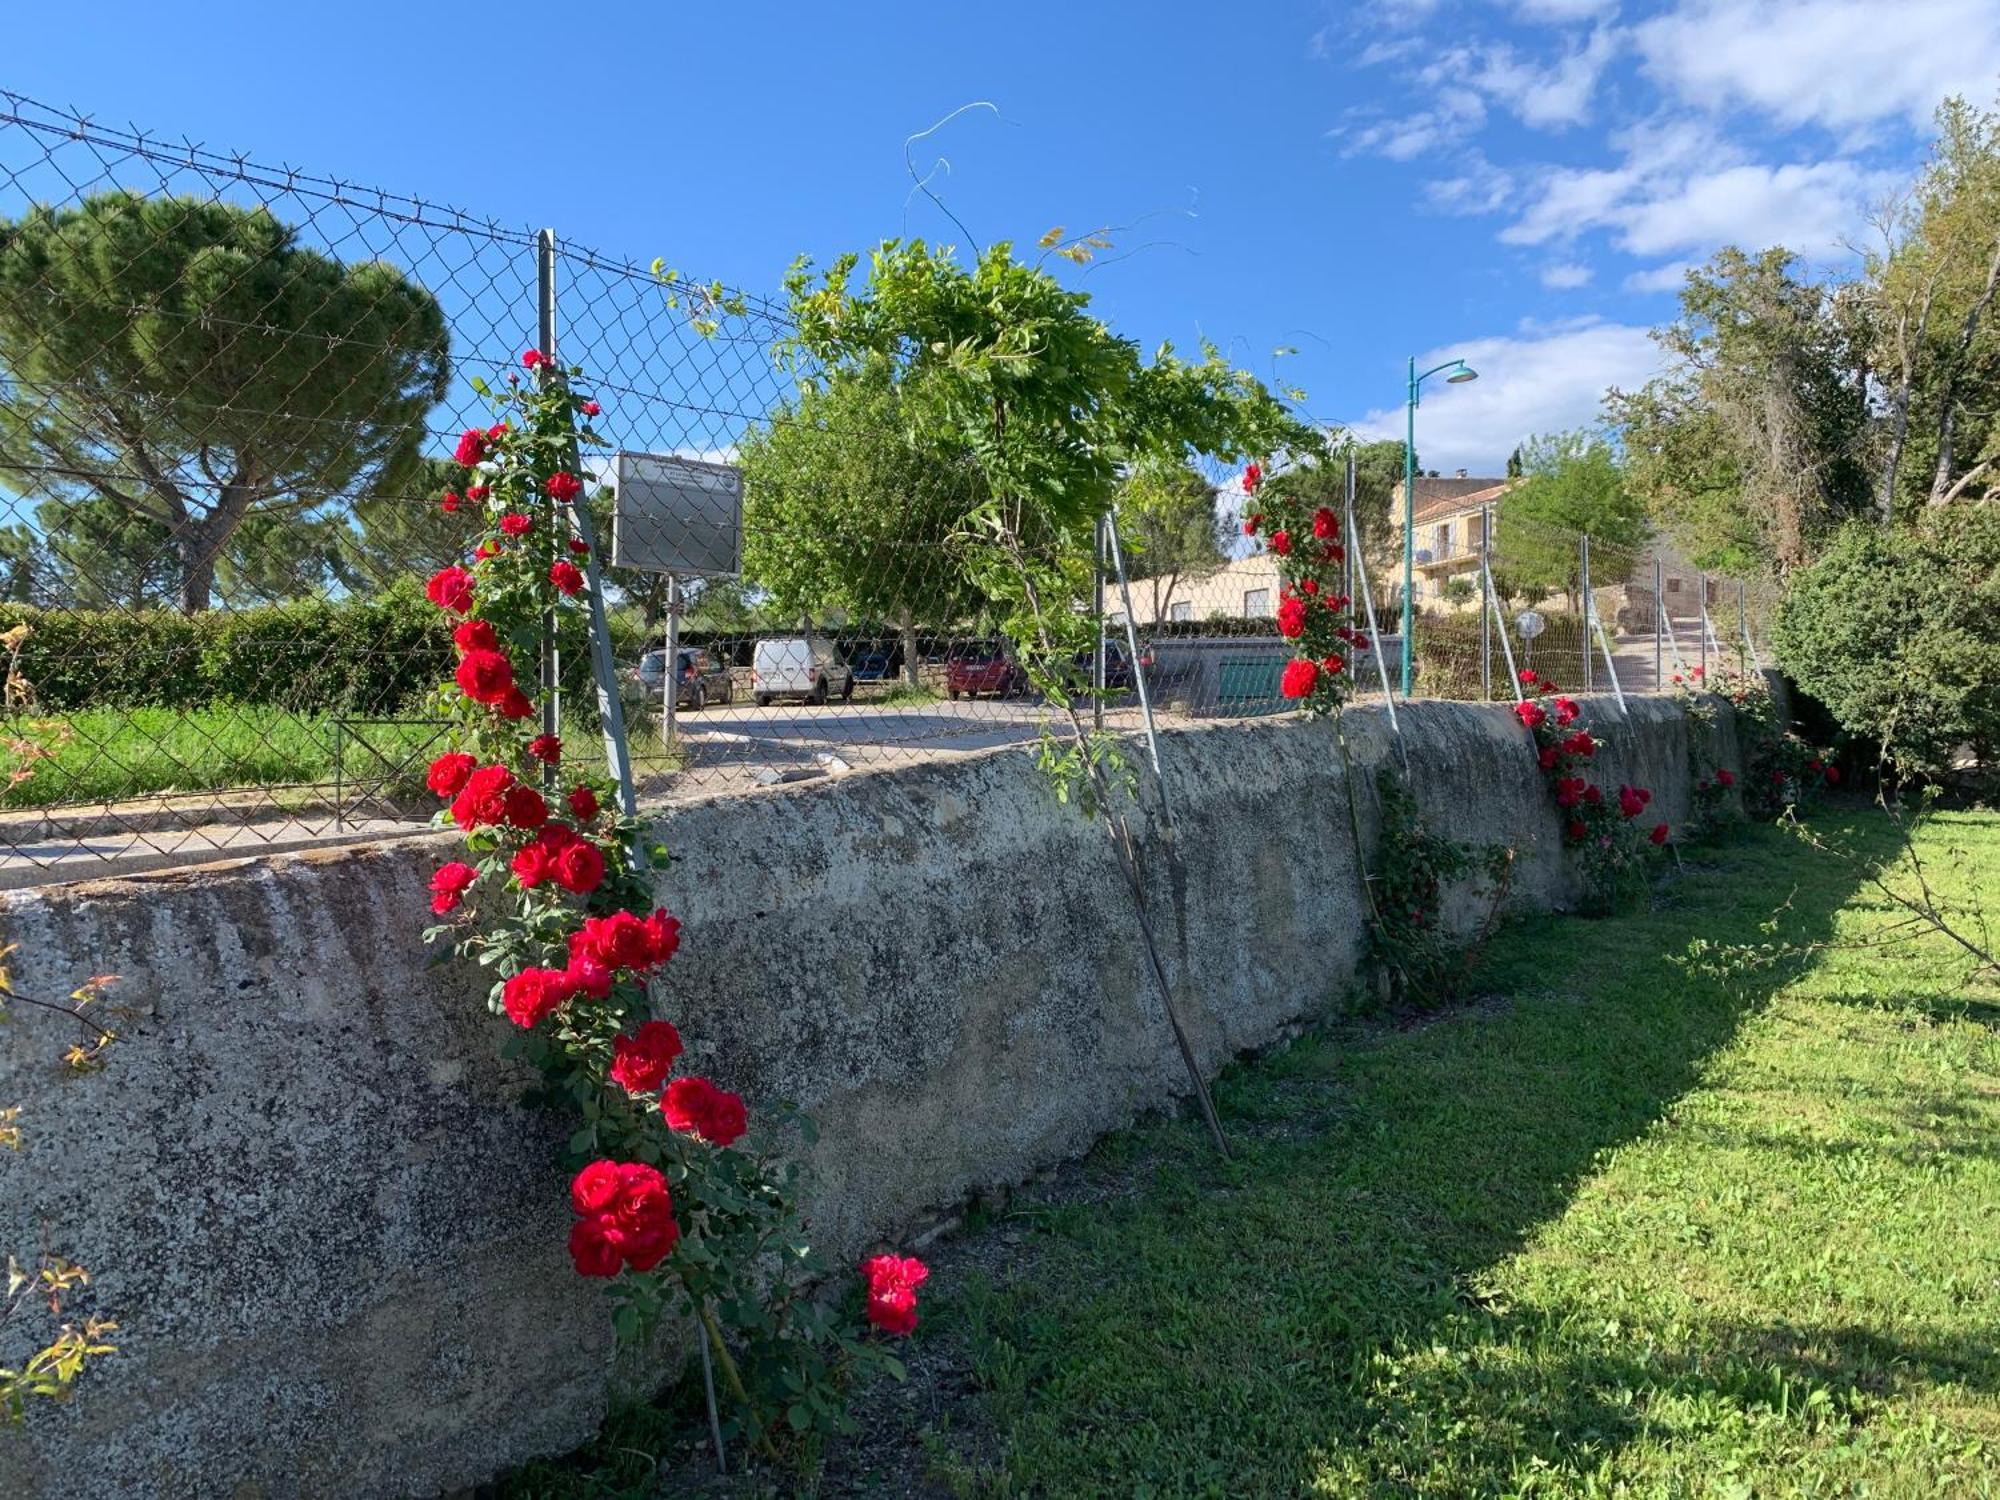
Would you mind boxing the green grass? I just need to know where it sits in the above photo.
[0,705,683,811]
[925,811,2000,1497]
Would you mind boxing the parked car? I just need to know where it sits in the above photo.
[753,637,855,706]
[945,645,1030,700]
[1070,641,1151,692]
[637,647,733,710]
[849,649,894,682]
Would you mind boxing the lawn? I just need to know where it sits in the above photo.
[503,808,1999,1498]
[916,810,2000,1497]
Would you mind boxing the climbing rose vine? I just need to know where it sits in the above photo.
[418,357,919,1455]
[1513,669,1666,912]
[1240,463,1362,713]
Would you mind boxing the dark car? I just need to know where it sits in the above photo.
[849,649,894,683]
[637,647,733,710]
[1070,641,1150,692]
[945,645,1029,700]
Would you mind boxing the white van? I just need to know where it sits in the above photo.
[752,637,855,707]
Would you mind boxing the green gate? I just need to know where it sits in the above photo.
[1215,657,1286,717]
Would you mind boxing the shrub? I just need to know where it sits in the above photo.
[1415,611,1590,700]
[0,588,454,717]
[1773,505,2000,774]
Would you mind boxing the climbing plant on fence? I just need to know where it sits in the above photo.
[415,356,919,1463]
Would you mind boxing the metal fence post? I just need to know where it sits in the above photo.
[1653,554,1663,693]
[1480,502,1492,701]
[662,574,681,748]
[1093,514,1107,735]
[535,230,562,787]
[1697,572,1708,679]
[1579,533,1592,694]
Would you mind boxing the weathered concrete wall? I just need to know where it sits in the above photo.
[0,696,1734,1499]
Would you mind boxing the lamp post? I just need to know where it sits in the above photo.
[1401,355,1478,696]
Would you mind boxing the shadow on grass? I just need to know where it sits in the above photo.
[916,816,1981,1495]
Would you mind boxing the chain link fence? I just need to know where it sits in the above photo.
[0,93,1779,885]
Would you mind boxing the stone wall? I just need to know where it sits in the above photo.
[0,695,1735,1499]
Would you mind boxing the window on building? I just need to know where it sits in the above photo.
[1168,601,1193,622]
[1243,588,1272,618]
[1434,522,1453,556]
[1467,513,1485,550]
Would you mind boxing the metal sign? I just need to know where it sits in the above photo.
[610,451,743,578]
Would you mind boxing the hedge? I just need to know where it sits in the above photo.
[0,591,455,716]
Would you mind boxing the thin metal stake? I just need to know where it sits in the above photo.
[1103,508,1166,806]
[1579,533,1592,694]
[1698,573,1709,679]
[1346,462,1406,767]
[1480,501,1492,701]
[662,574,681,752]
[1093,515,1107,735]
[1740,580,1765,677]
[1484,557,1524,704]
[536,230,562,788]
[1653,555,1664,693]
[697,1315,727,1475]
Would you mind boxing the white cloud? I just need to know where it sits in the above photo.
[1624,260,1694,292]
[1540,261,1595,287]
[1338,93,1488,159]
[1636,0,2000,132]
[1515,0,1619,18]
[1425,150,1517,213]
[1418,26,1622,131]
[1347,320,1659,473]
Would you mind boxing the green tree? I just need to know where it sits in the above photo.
[0,191,449,612]
[344,457,473,591]
[1117,458,1223,622]
[1493,431,1645,610]
[1869,96,2000,517]
[1607,247,1871,575]
[738,364,988,686]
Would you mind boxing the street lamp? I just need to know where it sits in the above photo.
[1401,356,1478,696]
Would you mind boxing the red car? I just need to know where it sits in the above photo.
[946,647,1029,700]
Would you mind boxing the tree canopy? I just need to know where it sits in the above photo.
[1494,431,1646,606]
[0,190,449,612]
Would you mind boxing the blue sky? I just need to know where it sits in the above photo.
[9,0,2000,474]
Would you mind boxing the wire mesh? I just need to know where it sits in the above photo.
[0,92,1780,885]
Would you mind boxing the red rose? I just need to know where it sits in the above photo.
[1650,823,1670,846]
[1562,731,1594,758]
[549,560,584,595]
[1243,514,1261,536]
[1276,594,1308,640]
[497,687,535,720]
[452,619,498,653]
[643,908,682,965]
[449,764,516,829]
[1583,783,1603,805]
[1537,745,1559,772]
[1566,818,1587,841]
[1555,776,1585,809]
[501,967,574,1028]
[456,648,514,705]
[511,838,554,889]
[571,1160,623,1215]
[1514,701,1547,730]
[609,1020,685,1095]
[1311,506,1339,540]
[427,751,476,797]
[1270,529,1292,556]
[527,733,562,764]
[553,837,605,895]
[426,564,475,615]
[582,399,601,417]
[662,1076,747,1146]
[567,1215,623,1278]
[1279,658,1319,700]
[568,785,600,822]
[861,1253,929,1336]
[465,485,489,502]
[1716,768,1736,788]
[1519,668,1538,685]
[1319,654,1345,676]
[1553,697,1579,726]
[1242,461,1262,494]
[453,428,489,466]
[573,910,653,971]
[503,784,549,830]
[474,540,500,561]
[1618,785,1646,818]
[568,538,591,556]
[546,471,583,503]
[441,490,462,514]
[1301,578,1318,595]
[522,348,546,370]
[500,512,533,537]
[1824,765,1840,784]
[428,861,477,915]
[567,952,614,1000]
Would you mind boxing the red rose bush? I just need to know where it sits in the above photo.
[1239,463,1360,716]
[416,358,920,1453]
